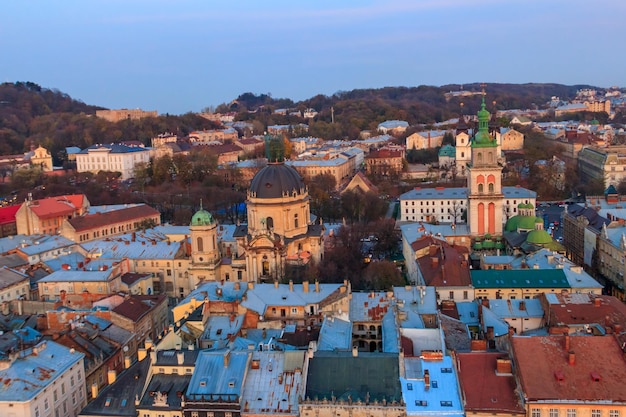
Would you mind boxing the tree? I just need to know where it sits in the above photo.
[360,261,405,291]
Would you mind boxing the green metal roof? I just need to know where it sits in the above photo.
[191,209,215,226]
[471,269,570,289]
[305,352,402,403]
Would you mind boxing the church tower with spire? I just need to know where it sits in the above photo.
[467,92,504,236]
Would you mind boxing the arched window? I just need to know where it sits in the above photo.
[197,237,203,252]
[488,183,494,193]
[478,183,484,193]
[266,217,274,230]
[294,213,299,228]
[488,152,493,163]
[461,152,465,158]
[477,153,482,164]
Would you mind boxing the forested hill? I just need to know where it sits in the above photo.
[0,82,220,159]
[230,83,596,140]
[0,81,600,159]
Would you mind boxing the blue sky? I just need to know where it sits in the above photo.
[1,1,624,115]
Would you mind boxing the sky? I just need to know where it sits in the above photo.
[1,0,624,115]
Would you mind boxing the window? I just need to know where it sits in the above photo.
[407,383,413,390]
[44,399,49,410]
[441,367,452,373]
[463,291,468,300]
[550,409,559,417]
[567,409,576,417]
[292,308,297,313]
[609,411,619,417]
[431,380,438,388]
[440,401,453,407]
[415,400,428,406]
[35,406,40,417]
[449,291,454,300]
[294,213,299,228]
[61,383,65,395]
[54,390,58,402]
[591,410,601,417]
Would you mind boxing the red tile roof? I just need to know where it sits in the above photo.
[0,205,19,225]
[413,235,471,287]
[112,294,167,322]
[544,293,626,331]
[512,335,626,402]
[457,352,525,414]
[68,204,160,232]
[28,194,86,219]
[365,149,403,159]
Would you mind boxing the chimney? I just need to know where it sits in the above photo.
[303,281,309,293]
[568,351,576,365]
[315,280,320,293]
[424,369,430,390]
[289,280,293,292]
[107,369,117,385]
[234,282,240,291]
[138,348,147,361]
[150,350,157,364]
[91,382,99,399]
[431,257,439,267]
[352,346,358,357]
[487,326,494,340]
[124,355,131,369]
[565,334,570,351]
[248,281,255,290]
[177,351,185,366]
[594,297,601,307]
[496,358,512,374]
[274,280,279,289]
[519,301,526,311]
[224,351,231,367]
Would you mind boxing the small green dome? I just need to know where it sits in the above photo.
[517,202,527,209]
[535,217,543,224]
[527,229,553,244]
[527,203,534,209]
[191,209,214,226]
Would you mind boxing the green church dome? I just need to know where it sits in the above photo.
[535,217,543,224]
[505,215,520,232]
[191,208,215,226]
[518,216,537,230]
[527,229,553,245]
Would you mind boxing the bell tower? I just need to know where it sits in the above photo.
[467,91,504,236]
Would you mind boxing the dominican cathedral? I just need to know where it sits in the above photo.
[186,141,325,285]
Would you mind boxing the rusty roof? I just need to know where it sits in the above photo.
[68,204,159,232]
[457,352,525,414]
[112,294,167,322]
[511,335,626,402]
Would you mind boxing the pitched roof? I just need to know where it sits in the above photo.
[512,335,626,402]
[27,194,86,218]
[112,294,167,322]
[456,352,525,414]
[67,204,160,232]
[306,351,402,403]
[414,236,471,287]
[0,205,19,225]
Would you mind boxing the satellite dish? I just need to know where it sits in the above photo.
[123,346,129,352]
